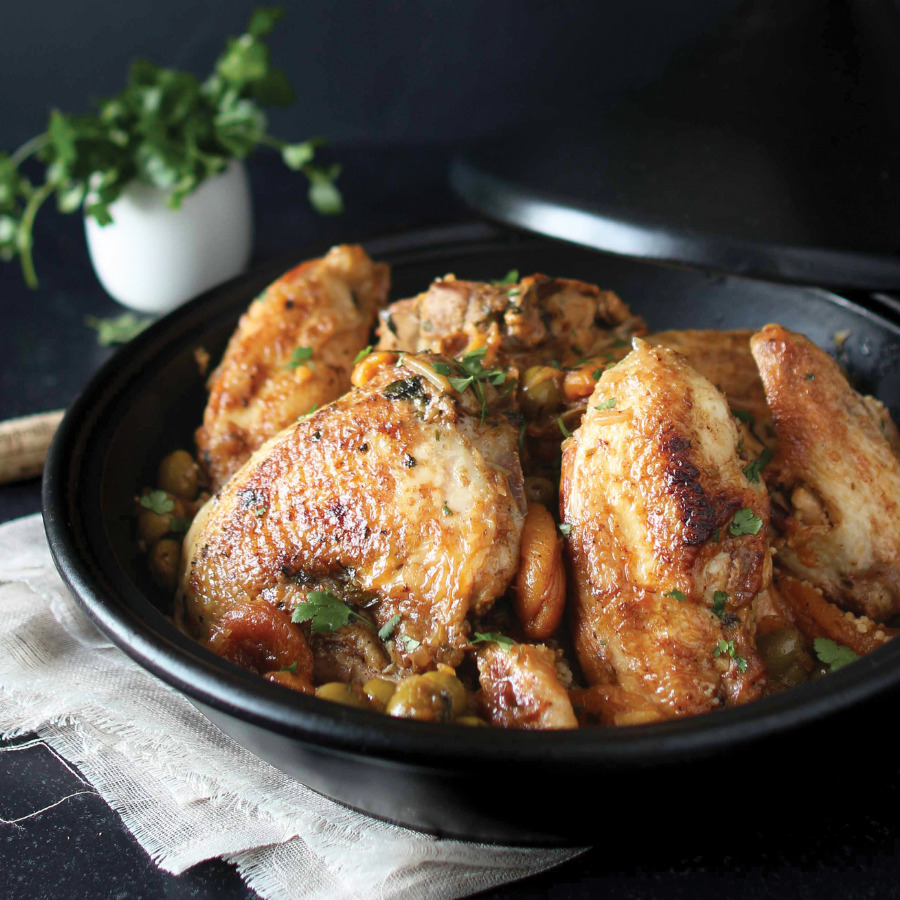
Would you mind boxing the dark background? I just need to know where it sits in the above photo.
[4,2,900,899]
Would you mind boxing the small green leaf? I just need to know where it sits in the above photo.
[400,635,421,652]
[591,368,603,380]
[713,639,748,672]
[730,508,763,536]
[448,375,474,393]
[291,589,353,634]
[353,345,373,365]
[140,490,174,515]
[743,447,774,484]
[286,345,313,369]
[248,6,286,37]
[432,362,453,375]
[666,589,687,602]
[492,269,519,285]
[86,313,153,346]
[813,637,860,671]
[378,613,402,642]
[280,661,299,674]
[282,141,315,170]
[470,632,515,651]
[441,502,453,516]
[712,591,728,618]
[595,397,617,411]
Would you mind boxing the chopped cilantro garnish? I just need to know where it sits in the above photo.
[471,632,515,651]
[592,368,604,380]
[280,661,299,674]
[400,635,421,652]
[813,637,860,671]
[353,344,373,365]
[666,589,687,602]
[140,490,174,515]
[383,376,426,401]
[596,397,617,411]
[730,508,763,536]
[291,589,373,634]
[378,613,402,642]
[558,523,573,537]
[86,313,152,346]
[441,501,452,516]
[743,447,774,483]
[492,269,519,286]
[433,362,453,375]
[713,639,748,672]
[712,591,728,618]
[286,346,313,369]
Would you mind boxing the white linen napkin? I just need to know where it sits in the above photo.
[0,514,582,899]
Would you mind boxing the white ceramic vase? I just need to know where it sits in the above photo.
[84,160,253,314]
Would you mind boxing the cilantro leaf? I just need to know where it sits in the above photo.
[814,637,860,671]
[713,639,748,672]
[492,269,519,286]
[140,490,174,515]
[378,613,402,642]
[353,345,373,365]
[730,508,763,536]
[286,345,313,369]
[470,632,515,651]
[666,589,687,602]
[400,635,421,652]
[291,589,353,633]
[712,591,728,618]
[743,448,774,484]
[86,313,153,346]
[595,397,617,411]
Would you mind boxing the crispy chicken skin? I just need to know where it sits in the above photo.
[750,324,900,622]
[195,245,389,490]
[647,330,774,446]
[180,353,526,672]
[476,642,578,729]
[560,341,770,718]
[376,273,645,367]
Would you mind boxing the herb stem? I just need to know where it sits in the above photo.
[17,181,54,289]
[10,135,48,168]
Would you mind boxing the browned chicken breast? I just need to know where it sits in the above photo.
[180,352,526,675]
[195,245,389,490]
[750,323,900,622]
[560,340,771,721]
[647,329,774,447]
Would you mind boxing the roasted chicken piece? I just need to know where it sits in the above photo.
[476,642,578,730]
[376,272,644,367]
[561,340,771,720]
[648,329,775,448]
[751,324,900,622]
[195,245,389,490]
[377,272,645,468]
[180,352,526,673]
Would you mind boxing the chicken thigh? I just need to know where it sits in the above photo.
[196,245,389,490]
[560,340,771,720]
[180,352,526,673]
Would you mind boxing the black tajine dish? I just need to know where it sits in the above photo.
[43,222,900,845]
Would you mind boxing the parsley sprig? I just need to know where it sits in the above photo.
[447,346,507,420]
[0,7,342,289]
[814,637,860,671]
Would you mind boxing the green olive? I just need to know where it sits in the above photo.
[157,450,200,501]
[315,682,371,709]
[137,495,186,547]
[519,367,563,418]
[149,538,181,591]
[524,476,556,507]
[386,671,468,722]
[456,716,489,727]
[363,678,397,710]
[757,627,812,685]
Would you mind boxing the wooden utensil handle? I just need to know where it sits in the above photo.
[0,410,65,484]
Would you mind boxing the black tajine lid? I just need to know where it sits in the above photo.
[451,0,900,290]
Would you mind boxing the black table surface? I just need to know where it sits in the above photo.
[2,143,899,900]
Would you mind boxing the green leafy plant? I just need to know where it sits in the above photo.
[0,7,341,289]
